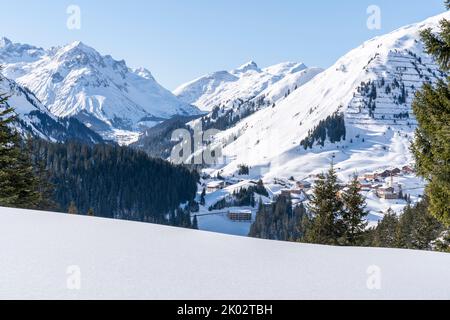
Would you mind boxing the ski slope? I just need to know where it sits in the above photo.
[0,207,449,300]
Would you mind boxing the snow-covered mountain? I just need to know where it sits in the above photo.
[1,206,450,299]
[174,60,323,111]
[0,38,201,143]
[0,74,103,144]
[194,12,448,219]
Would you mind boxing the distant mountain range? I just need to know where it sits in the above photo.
[0,38,200,144]
[132,11,449,221]
[1,11,448,199]
[174,60,323,111]
[205,12,449,186]
[0,74,103,144]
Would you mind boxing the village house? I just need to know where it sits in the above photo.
[227,209,252,222]
[379,168,401,178]
[402,165,415,174]
[376,176,402,200]
[377,187,399,199]
[281,189,302,196]
[363,172,379,181]
[296,180,312,190]
[359,181,373,191]
[280,188,309,201]
[206,181,226,193]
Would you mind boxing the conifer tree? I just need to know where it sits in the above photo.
[412,6,450,225]
[68,201,78,215]
[340,175,368,246]
[26,138,57,211]
[192,214,199,230]
[0,81,40,209]
[87,208,95,216]
[372,209,399,248]
[305,164,343,245]
[434,231,450,252]
[395,198,442,250]
[200,187,206,206]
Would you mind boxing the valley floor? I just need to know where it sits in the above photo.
[1,207,449,299]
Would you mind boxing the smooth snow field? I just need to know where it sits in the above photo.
[0,207,449,300]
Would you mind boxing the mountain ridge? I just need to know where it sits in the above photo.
[0,38,201,143]
[0,73,103,144]
[173,60,323,111]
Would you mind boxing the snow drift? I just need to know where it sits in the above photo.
[0,207,449,300]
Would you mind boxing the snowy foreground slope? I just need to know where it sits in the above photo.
[1,207,449,300]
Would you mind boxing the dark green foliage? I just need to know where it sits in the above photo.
[434,231,450,252]
[200,187,206,206]
[398,84,408,104]
[370,209,399,248]
[68,201,78,215]
[411,13,450,225]
[209,187,255,211]
[19,110,104,144]
[208,181,268,211]
[30,139,199,225]
[201,97,268,132]
[300,112,346,149]
[249,196,309,241]
[132,115,201,158]
[192,214,199,230]
[254,179,269,197]
[168,207,193,228]
[411,80,449,225]
[369,200,443,250]
[396,200,442,250]
[340,176,368,246]
[188,200,199,213]
[304,164,344,245]
[420,16,450,71]
[0,90,42,209]
[29,140,58,211]
[370,82,377,100]
[237,164,250,175]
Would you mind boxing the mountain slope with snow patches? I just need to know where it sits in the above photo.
[0,38,201,143]
[195,12,448,219]
[0,74,103,144]
[174,61,323,111]
[0,206,449,299]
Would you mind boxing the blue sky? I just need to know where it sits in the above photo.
[0,0,446,89]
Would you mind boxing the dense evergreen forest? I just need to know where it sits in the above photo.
[132,115,201,158]
[250,3,450,251]
[249,196,310,242]
[300,111,346,149]
[30,139,199,225]
[249,168,449,251]
[208,181,268,211]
